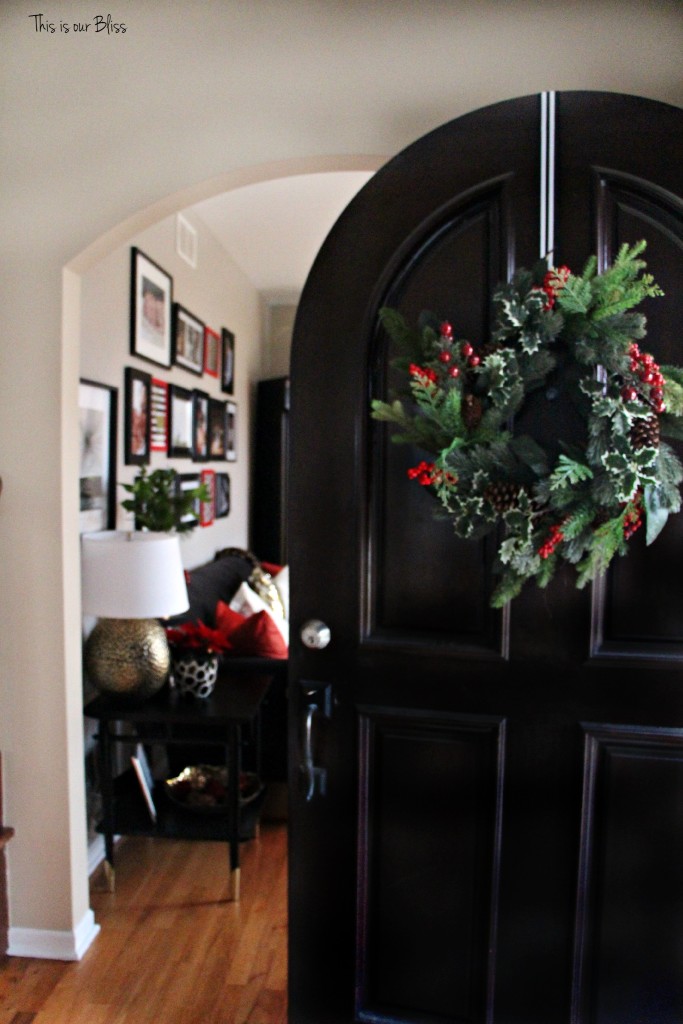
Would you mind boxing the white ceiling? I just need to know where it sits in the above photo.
[190,171,375,299]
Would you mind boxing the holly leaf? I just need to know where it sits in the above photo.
[643,483,670,545]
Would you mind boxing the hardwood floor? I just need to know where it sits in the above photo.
[0,822,288,1024]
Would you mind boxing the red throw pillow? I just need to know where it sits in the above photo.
[215,600,246,639]
[261,561,283,577]
[230,610,288,659]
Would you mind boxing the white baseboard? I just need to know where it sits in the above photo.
[88,834,106,876]
[7,908,100,961]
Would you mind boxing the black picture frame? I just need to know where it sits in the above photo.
[130,247,173,368]
[168,383,194,458]
[192,389,209,462]
[221,328,235,394]
[124,366,151,466]
[225,400,237,462]
[176,472,200,529]
[79,378,118,533]
[173,303,205,376]
[215,472,230,518]
[208,398,227,459]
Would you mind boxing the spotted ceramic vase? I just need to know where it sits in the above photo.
[172,652,219,699]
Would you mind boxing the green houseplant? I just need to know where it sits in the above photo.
[121,467,210,534]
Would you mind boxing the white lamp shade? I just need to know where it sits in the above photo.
[81,531,189,619]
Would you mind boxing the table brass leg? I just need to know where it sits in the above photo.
[229,867,241,902]
[103,860,115,893]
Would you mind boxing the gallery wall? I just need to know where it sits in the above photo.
[80,210,264,569]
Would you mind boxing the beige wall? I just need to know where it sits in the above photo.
[1,0,681,957]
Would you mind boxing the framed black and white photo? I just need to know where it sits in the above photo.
[221,328,235,394]
[124,366,151,466]
[79,379,117,533]
[215,472,230,518]
[168,384,193,458]
[173,303,205,376]
[150,378,168,452]
[225,400,237,461]
[192,389,209,462]
[208,398,226,458]
[176,472,201,529]
[130,247,173,368]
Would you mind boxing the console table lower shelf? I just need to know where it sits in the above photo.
[85,672,273,901]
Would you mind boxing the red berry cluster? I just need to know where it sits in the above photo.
[538,523,564,559]
[533,265,571,310]
[623,495,644,540]
[407,461,457,487]
[436,321,480,375]
[622,342,665,413]
[409,363,439,386]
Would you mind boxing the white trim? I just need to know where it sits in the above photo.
[7,909,100,961]
[539,91,556,264]
[88,833,106,876]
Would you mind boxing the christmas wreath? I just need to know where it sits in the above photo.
[371,241,683,607]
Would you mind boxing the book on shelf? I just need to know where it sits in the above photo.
[131,743,157,822]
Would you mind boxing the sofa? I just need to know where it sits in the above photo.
[167,546,289,786]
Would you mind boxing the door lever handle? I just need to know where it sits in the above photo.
[300,704,326,800]
[298,681,332,801]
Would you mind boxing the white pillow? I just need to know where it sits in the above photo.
[273,565,289,621]
[229,581,289,645]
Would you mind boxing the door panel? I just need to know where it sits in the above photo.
[356,709,504,1023]
[288,93,683,1024]
[573,725,683,1023]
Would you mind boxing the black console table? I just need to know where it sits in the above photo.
[84,672,273,900]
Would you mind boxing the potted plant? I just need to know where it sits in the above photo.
[121,467,210,533]
[165,620,230,698]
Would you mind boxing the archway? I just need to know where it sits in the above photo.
[63,153,384,955]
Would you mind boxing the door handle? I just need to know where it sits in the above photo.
[299,681,332,801]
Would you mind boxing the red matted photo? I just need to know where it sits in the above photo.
[150,378,168,452]
[204,326,220,378]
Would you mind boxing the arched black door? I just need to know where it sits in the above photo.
[288,93,683,1024]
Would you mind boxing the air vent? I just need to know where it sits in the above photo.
[176,213,198,268]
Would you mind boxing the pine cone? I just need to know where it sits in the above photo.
[483,481,522,513]
[462,393,483,429]
[630,413,660,450]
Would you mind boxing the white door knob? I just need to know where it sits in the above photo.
[300,619,331,650]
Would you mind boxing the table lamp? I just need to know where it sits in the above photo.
[81,530,189,699]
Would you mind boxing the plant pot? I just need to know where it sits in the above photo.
[172,652,219,699]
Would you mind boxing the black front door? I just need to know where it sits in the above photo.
[288,93,683,1024]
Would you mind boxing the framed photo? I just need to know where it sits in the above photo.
[208,398,226,458]
[130,247,173,368]
[168,384,193,458]
[192,389,209,462]
[225,400,237,462]
[79,379,117,533]
[204,326,220,378]
[200,468,215,527]
[176,473,200,529]
[215,472,230,519]
[131,743,157,822]
[150,378,168,452]
[221,328,235,394]
[173,303,205,375]
[124,366,151,466]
